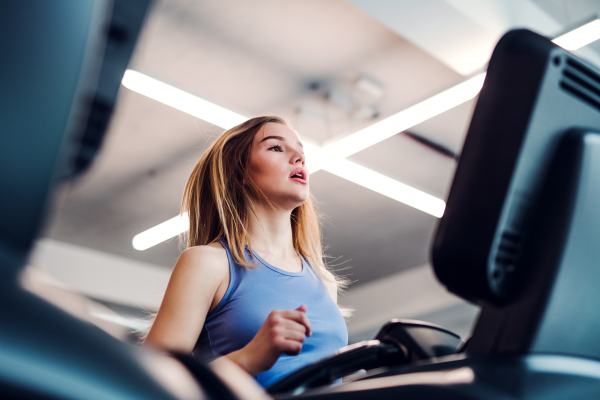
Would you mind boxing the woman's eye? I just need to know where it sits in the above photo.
[269,145,283,152]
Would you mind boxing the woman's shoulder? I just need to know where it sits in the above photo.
[176,241,229,278]
[181,240,226,257]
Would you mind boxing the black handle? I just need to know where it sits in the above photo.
[266,339,406,395]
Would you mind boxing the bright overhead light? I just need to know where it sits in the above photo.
[553,18,600,50]
[323,73,486,160]
[121,70,247,129]
[132,213,189,251]
[323,159,445,218]
[303,142,327,174]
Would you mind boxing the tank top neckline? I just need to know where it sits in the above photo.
[249,247,307,277]
[217,237,308,277]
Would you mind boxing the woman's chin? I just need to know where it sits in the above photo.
[260,188,309,211]
[276,195,309,211]
[293,192,310,206]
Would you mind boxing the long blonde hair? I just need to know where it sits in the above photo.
[138,116,349,342]
[181,115,347,293]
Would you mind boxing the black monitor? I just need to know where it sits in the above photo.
[432,29,600,306]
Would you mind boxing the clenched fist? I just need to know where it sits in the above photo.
[224,305,312,376]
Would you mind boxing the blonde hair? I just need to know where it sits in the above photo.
[181,115,347,293]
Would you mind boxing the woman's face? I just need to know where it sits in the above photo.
[248,122,309,210]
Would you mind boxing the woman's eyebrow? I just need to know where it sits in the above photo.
[260,135,303,148]
[260,135,285,143]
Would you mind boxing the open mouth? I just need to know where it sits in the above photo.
[289,168,307,182]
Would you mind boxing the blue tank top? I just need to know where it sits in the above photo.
[193,238,348,388]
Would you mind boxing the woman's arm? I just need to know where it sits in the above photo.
[144,244,229,353]
[225,305,311,376]
[144,243,312,376]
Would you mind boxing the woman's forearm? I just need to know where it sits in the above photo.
[222,347,261,376]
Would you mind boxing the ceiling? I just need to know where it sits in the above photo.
[44,0,600,291]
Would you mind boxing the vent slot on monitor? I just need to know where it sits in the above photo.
[560,58,600,112]
[492,194,533,284]
[495,230,523,271]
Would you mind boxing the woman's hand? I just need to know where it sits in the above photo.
[225,305,312,376]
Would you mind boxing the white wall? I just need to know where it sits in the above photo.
[29,239,170,310]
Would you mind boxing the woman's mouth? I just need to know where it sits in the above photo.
[289,168,307,184]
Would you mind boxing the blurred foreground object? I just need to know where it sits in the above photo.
[20,265,131,341]
[0,2,223,399]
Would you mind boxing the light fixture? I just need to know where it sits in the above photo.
[121,70,246,129]
[323,72,486,160]
[132,213,190,251]
[302,142,327,173]
[324,158,445,217]
[552,18,600,50]
[303,143,445,216]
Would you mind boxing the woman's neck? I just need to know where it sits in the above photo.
[247,201,295,259]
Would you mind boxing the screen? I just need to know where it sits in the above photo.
[432,29,600,305]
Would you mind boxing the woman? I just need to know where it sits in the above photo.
[144,116,349,388]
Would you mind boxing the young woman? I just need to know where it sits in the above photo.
[143,116,349,388]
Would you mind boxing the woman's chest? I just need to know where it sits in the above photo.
[214,269,344,340]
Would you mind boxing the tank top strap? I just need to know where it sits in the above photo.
[207,237,240,318]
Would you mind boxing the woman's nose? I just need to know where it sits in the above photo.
[293,148,305,165]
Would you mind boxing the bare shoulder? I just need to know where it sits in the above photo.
[174,241,229,280]
[179,241,227,262]
[145,241,229,351]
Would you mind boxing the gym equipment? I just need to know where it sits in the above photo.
[267,320,461,395]
[0,2,212,399]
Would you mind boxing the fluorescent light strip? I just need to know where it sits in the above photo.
[316,16,598,161]
[324,159,446,217]
[303,142,444,216]
[121,70,247,129]
[553,18,600,50]
[132,213,189,251]
[323,72,486,160]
